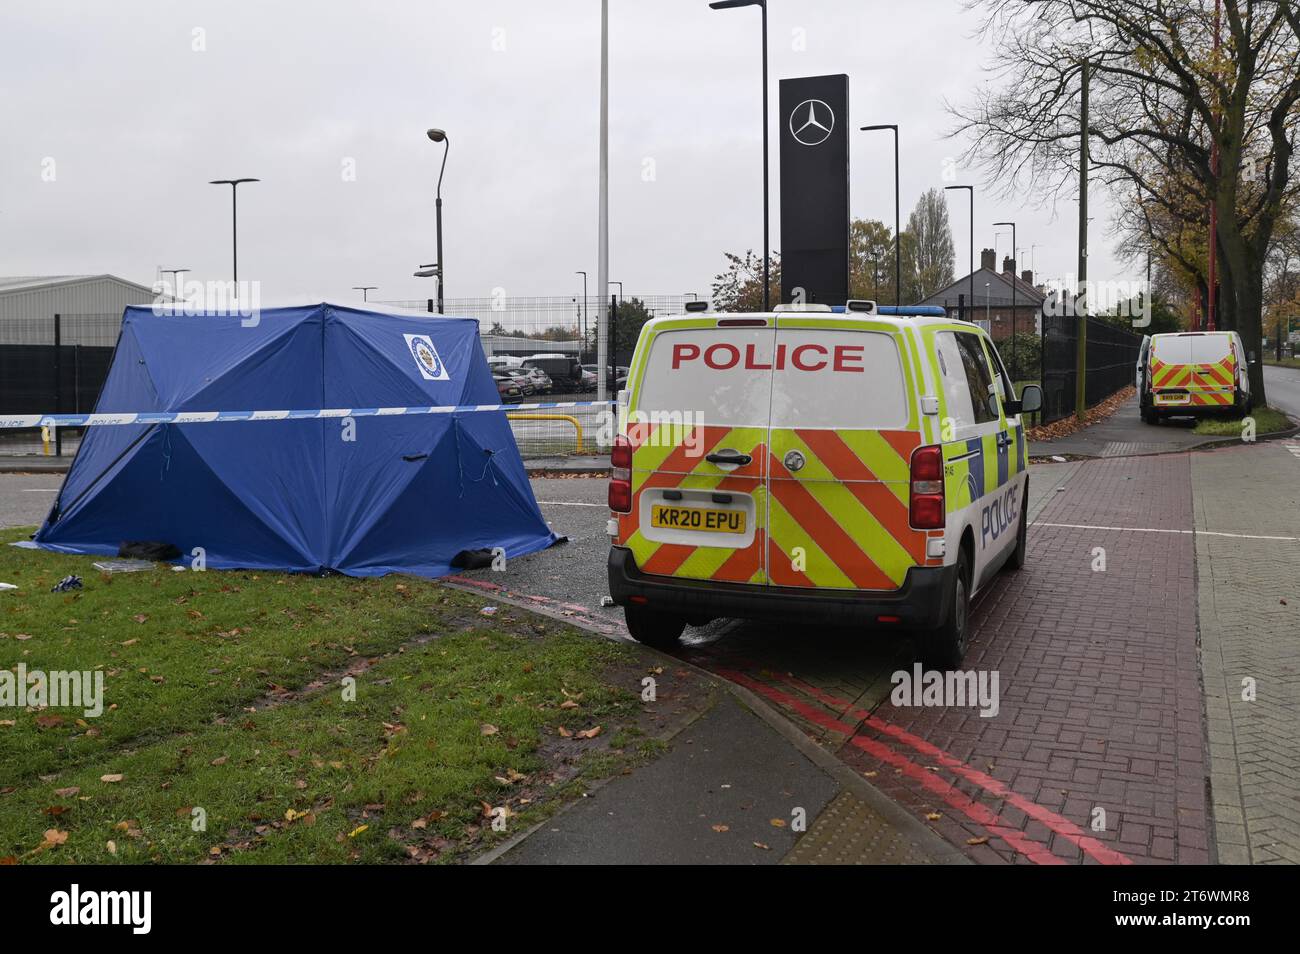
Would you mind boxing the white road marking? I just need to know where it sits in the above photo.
[535,500,606,507]
[1033,521,1300,543]
[20,489,58,492]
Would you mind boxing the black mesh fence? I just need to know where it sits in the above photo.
[0,313,122,457]
[1040,310,1143,424]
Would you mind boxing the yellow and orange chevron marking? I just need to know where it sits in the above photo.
[1151,354,1236,406]
[767,428,923,591]
[620,423,768,584]
[618,423,926,592]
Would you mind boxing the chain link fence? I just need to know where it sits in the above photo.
[1040,310,1143,424]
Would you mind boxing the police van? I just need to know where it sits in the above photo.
[1139,330,1252,423]
[606,302,1042,667]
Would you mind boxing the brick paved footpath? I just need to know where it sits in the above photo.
[1193,442,1300,864]
[684,454,1212,864]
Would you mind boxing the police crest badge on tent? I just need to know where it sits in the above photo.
[34,303,559,578]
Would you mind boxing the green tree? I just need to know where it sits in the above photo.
[710,249,782,311]
[907,188,956,301]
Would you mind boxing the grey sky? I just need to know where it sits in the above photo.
[1,0,1134,306]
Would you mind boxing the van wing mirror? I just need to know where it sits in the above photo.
[1012,384,1043,415]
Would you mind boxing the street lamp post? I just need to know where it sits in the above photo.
[208,178,259,290]
[352,286,377,302]
[418,128,451,314]
[576,270,588,351]
[709,0,769,311]
[994,220,1018,373]
[861,125,900,306]
[945,185,974,322]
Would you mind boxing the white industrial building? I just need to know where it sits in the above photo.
[0,275,157,344]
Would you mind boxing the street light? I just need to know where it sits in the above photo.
[861,125,900,306]
[945,185,974,322]
[414,128,450,314]
[352,285,377,302]
[160,268,189,304]
[994,220,1018,372]
[208,178,260,289]
[709,0,770,311]
[576,270,588,349]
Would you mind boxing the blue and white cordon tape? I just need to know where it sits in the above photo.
[0,400,615,429]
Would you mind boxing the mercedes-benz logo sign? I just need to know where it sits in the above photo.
[789,98,834,146]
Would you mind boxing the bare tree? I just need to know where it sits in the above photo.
[952,0,1300,404]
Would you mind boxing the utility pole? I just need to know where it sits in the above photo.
[596,0,610,406]
[1075,59,1089,422]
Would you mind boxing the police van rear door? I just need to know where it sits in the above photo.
[765,316,927,591]
[620,317,774,584]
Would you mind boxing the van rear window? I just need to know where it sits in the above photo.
[635,327,776,427]
[634,326,907,429]
[769,329,907,428]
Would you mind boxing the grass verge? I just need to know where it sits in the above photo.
[1192,406,1293,437]
[0,528,669,864]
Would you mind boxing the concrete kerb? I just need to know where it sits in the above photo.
[444,580,969,866]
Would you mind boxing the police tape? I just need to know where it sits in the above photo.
[0,401,616,429]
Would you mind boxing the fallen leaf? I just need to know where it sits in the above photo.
[54,787,79,798]
[575,725,602,739]
[35,715,65,729]
[42,829,69,847]
[769,818,787,828]
[210,755,228,766]
[120,638,138,647]
[925,812,942,821]
[132,614,148,624]
[711,824,730,833]
[480,723,499,736]
[0,720,15,728]
[105,841,116,855]
[347,824,368,838]
[557,726,572,738]
[100,774,123,783]
[967,836,989,846]
[14,634,32,641]
[42,805,69,816]
[753,841,771,850]
[559,700,579,710]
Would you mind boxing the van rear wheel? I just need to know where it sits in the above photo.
[920,548,971,670]
[624,605,687,649]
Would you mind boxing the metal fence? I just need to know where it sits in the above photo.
[0,313,122,457]
[0,296,702,459]
[1040,310,1143,424]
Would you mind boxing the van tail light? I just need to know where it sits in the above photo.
[609,435,633,513]
[910,444,945,529]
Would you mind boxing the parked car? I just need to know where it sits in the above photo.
[582,363,628,391]
[578,367,597,391]
[518,364,552,394]
[502,368,535,396]
[524,355,583,393]
[493,373,522,403]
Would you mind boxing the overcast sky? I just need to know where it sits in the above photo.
[1,0,1136,306]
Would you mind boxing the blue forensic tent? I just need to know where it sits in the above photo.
[34,303,560,576]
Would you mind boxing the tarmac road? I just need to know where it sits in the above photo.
[1263,363,1300,419]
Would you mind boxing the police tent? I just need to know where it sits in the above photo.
[34,303,560,576]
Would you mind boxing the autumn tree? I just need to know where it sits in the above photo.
[953,0,1300,405]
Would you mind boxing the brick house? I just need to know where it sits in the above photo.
[918,249,1045,340]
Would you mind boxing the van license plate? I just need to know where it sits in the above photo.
[1155,391,1189,404]
[650,504,746,534]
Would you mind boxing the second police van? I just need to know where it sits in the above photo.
[606,302,1043,668]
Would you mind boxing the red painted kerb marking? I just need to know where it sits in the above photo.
[716,667,1132,866]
